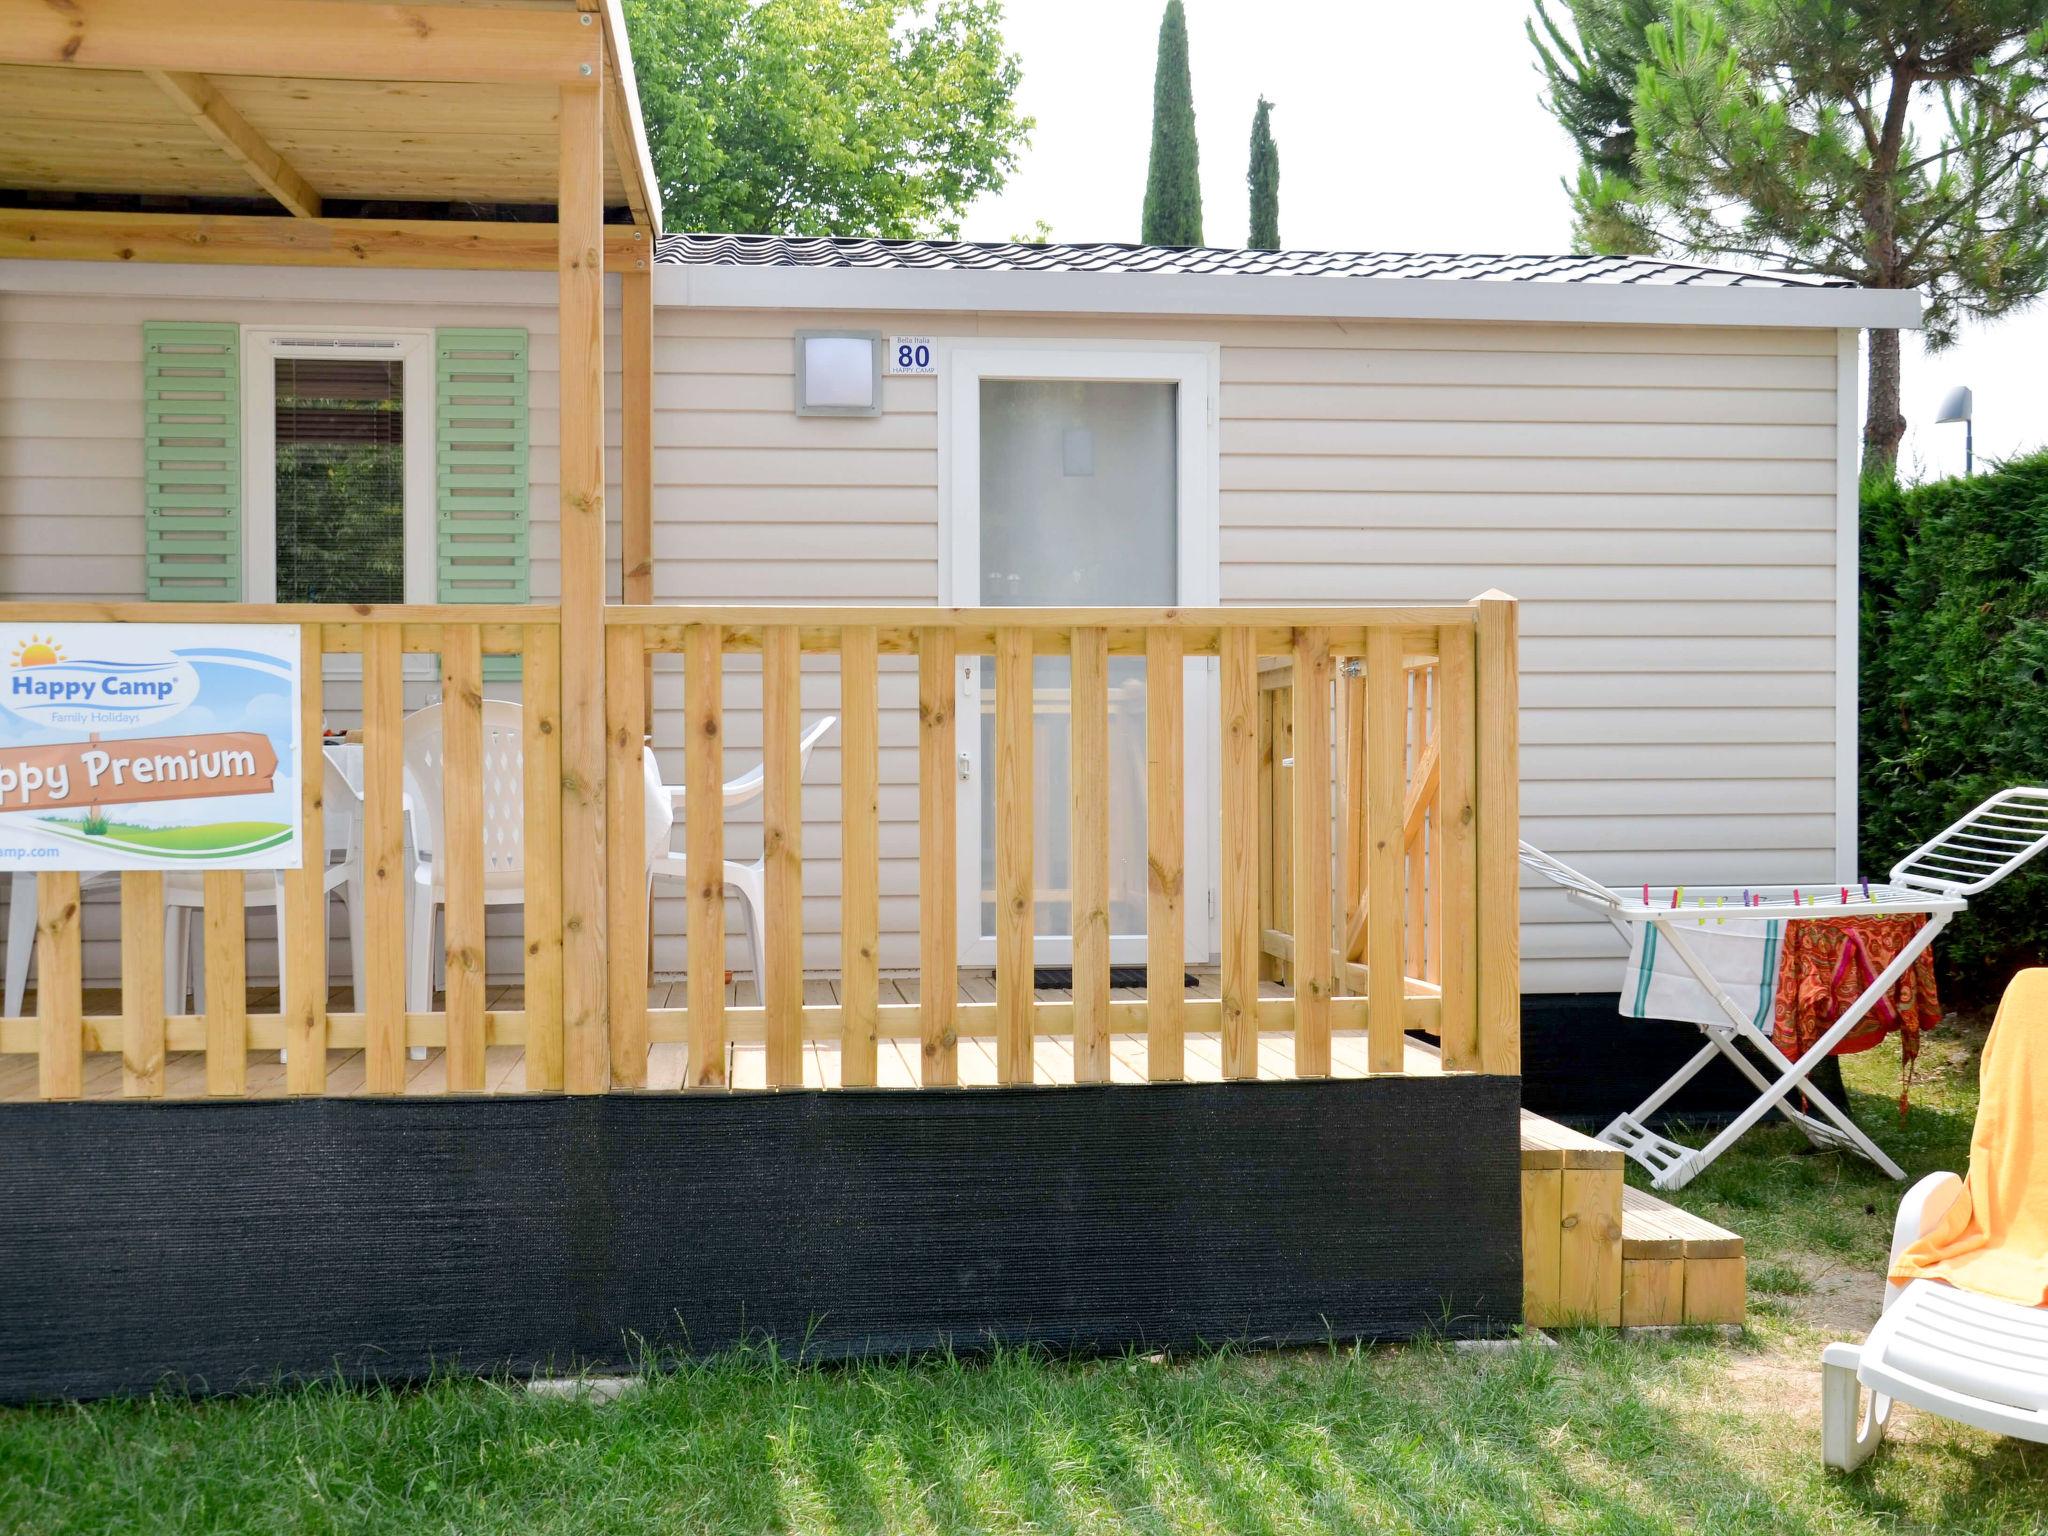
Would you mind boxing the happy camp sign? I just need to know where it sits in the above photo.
[0,624,302,872]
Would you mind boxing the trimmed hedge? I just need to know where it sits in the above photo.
[1861,453,2048,1006]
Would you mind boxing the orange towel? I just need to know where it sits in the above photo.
[1891,969,2048,1306]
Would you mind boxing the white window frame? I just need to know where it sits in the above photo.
[240,326,435,606]
[940,339,1222,967]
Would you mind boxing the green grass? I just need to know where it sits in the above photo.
[4,1025,2047,1534]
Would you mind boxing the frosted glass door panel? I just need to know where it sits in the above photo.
[975,380,1176,944]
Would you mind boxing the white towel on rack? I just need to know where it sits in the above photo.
[1620,915,1784,1030]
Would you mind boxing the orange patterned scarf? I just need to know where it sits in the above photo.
[1772,914,1941,1112]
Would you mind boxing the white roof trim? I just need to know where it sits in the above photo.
[654,261,1923,330]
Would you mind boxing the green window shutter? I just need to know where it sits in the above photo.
[144,322,241,602]
[436,328,530,605]
[437,329,530,680]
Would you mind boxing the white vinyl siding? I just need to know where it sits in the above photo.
[642,307,1845,990]
[0,268,1847,994]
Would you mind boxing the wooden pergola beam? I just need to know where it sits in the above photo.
[0,210,653,271]
[144,71,322,219]
[2,0,600,85]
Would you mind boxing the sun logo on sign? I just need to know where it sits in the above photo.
[9,636,62,669]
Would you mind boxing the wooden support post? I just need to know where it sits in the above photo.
[1475,592,1521,1075]
[917,628,958,1086]
[36,872,82,1100]
[1219,627,1260,1080]
[283,624,326,1093]
[1290,629,1333,1077]
[1364,628,1406,1073]
[362,622,406,1092]
[762,625,803,1087]
[1435,622,1479,1070]
[838,626,881,1088]
[120,871,165,1097]
[558,76,609,1094]
[1069,626,1110,1083]
[203,871,247,1097]
[1145,628,1185,1081]
[605,624,648,1087]
[994,627,1034,1086]
[522,622,565,1091]
[684,624,727,1088]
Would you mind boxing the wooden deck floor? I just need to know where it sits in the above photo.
[0,970,1444,1100]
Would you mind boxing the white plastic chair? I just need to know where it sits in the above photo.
[401,702,672,1019]
[1822,1172,2048,1468]
[4,871,119,1017]
[167,754,365,1015]
[647,715,836,1003]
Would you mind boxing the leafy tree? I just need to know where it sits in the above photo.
[1142,0,1203,245]
[1248,96,1280,249]
[623,0,1031,238]
[1531,0,2048,475]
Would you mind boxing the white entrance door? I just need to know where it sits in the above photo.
[946,345,1217,967]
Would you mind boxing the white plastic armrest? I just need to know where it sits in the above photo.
[1882,1171,1965,1309]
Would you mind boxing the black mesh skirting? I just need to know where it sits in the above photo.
[0,1075,1521,1402]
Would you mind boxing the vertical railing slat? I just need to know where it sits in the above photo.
[1406,664,1429,979]
[1336,660,1365,962]
[362,622,406,1093]
[1069,626,1110,1083]
[120,870,165,1097]
[762,625,804,1087]
[283,624,326,1094]
[994,627,1034,1086]
[684,623,727,1089]
[203,870,246,1097]
[522,622,565,1091]
[603,623,648,1088]
[1145,628,1185,1080]
[1436,622,1479,1070]
[1219,627,1260,1080]
[838,626,881,1088]
[36,871,82,1100]
[917,628,958,1086]
[1475,593,1521,1075]
[442,624,488,1092]
[1365,627,1407,1073]
[1290,628,1333,1077]
[1256,680,1277,984]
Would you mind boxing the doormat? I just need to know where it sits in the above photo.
[1034,967,1200,990]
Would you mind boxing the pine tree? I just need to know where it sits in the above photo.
[1531,0,2048,477]
[1141,0,1202,246]
[1247,96,1279,250]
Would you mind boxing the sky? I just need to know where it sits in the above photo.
[956,0,2045,480]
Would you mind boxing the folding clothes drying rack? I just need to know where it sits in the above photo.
[1520,788,2048,1191]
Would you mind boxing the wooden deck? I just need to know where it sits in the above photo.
[0,970,1445,1101]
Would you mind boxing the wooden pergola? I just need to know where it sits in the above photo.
[0,0,663,1091]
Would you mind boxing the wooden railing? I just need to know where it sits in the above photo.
[0,597,1519,1097]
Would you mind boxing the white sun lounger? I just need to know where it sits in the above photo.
[1519,787,2048,1191]
[1822,1172,2048,1468]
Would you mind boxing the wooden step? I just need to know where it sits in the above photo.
[1519,1110,1623,1327]
[1621,1185,1745,1327]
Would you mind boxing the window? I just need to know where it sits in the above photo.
[242,330,433,605]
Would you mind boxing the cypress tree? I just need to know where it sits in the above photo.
[1247,96,1278,250]
[1140,0,1202,246]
